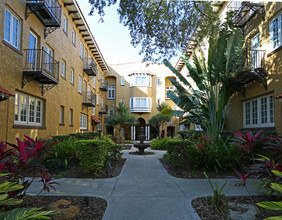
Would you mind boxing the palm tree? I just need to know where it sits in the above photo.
[163,14,244,141]
[105,102,138,136]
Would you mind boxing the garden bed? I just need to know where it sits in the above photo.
[192,196,282,220]
[58,158,126,178]
[19,196,106,220]
[160,159,233,179]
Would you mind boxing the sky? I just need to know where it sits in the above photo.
[77,0,144,65]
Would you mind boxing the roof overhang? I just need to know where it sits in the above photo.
[0,86,14,101]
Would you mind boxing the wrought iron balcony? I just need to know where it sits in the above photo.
[26,0,62,27]
[229,48,267,96]
[99,104,108,114]
[83,58,97,76]
[23,48,59,85]
[99,79,108,91]
[83,91,96,107]
[228,1,265,28]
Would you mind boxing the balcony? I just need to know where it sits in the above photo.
[26,0,62,27]
[229,48,267,96]
[228,1,265,28]
[23,48,59,87]
[130,107,152,113]
[83,58,97,76]
[99,79,108,91]
[83,91,96,107]
[99,104,108,114]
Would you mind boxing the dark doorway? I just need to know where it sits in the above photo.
[107,126,114,136]
[167,126,175,138]
[136,118,145,140]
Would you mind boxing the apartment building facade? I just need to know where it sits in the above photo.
[175,1,282,135]
[106,62,180,140]
[0,0,109,143]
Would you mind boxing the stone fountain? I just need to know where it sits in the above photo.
[133,127,150,154]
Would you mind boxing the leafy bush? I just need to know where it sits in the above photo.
[70,132,99,140]
[76,137,115,173]
[108,144,123,160]
[178,130,203,141]
[151,137,172,150]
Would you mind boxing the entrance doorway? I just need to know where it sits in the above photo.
[167,126,175,138]
[135,117,145,140]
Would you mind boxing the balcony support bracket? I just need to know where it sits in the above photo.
[44,27,59,39]
[42,84,56,96]
[22,74,34,89]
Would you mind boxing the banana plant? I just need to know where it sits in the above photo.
[163,13,244,141]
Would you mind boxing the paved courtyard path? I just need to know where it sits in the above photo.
[28,147,264,220]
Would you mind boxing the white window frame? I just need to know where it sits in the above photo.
[108,86,115,99]
[269,11,282,50]
[79,41,83,58]
[80,113,87,130]
[14,92,43,126]
[97,93,99,105]
[130,97,152,108]
[69,109,73,125]
[243,94,275,128]
[108,109,114,116]
[63,15,68,34]
[72,29,76,45]
[93,76,96,89]
[166,86,174,99]
[121,77,125,86]
[61,59,66,78]
[60,105,64,124]
[88,85,91,99]
[92,107,95,116]
[102,98,104,108]
[70,68,74,84]
[78,76,82,93]
[4,8,21,49]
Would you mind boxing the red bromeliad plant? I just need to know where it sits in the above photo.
[0,136,59,197]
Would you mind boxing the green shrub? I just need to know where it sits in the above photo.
[76,138,115,173]
[70,132,99,140]
[178,130,203,141]
[151,137,172,150]
[108,144,123,160]
[52,135,71,142]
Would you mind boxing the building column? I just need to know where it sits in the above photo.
[131,126,135,140]
[145,125,150,140]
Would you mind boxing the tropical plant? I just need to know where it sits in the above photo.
[105,102,138,136]
[163,13,244,141]
[0,173,59,219]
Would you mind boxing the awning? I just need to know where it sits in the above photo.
[275,94,282,99]
[91,115,101,123]
[0,86,14,101]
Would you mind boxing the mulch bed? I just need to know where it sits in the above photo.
[19,196,106,220]
[160,159,282,219]
[160,159,233,179]
[192,196,282,220]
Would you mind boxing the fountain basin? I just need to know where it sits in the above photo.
[133,143,150,154]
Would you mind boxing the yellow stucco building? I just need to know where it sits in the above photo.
[175,1,282,135]
[106,61,180,140]
[0,0,109,143]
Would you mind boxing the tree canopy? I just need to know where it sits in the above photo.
[88,0,218,62]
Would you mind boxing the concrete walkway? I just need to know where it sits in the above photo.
[27,147,264,220]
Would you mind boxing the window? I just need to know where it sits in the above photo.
[80,113,87,130]
[72,29,76,45]
[135,76,147,86]
[130,97,152,108]
[97,69,100,80]
[121,77,125,86]
[63,15,68,34]
[108,86,115,99]
[157,78,161,85]
[108,109,114,116]
[166,86,174,99]
[69,109,73,125]
[88,85,91,99]
[269,12,282,50]
[78,76,82,93]
[45,45,54,73]
[14,92,43,126]
[97,93,99,105]
[79,41,83,58]
[243,94,275,128]
[157,99,161,106]
[28,32,38,69]
[4,8,21,49]
[97,122,101,131]
[121,98,125,104]
[102,98,104,108]
[70,68,74,84]
[60,105,64,124]
[93,76,96,89]
[251,33,261,69]
[92,107,95,115]
[61,59,66,78]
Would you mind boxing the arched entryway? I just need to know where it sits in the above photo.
[135,117,146,140]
